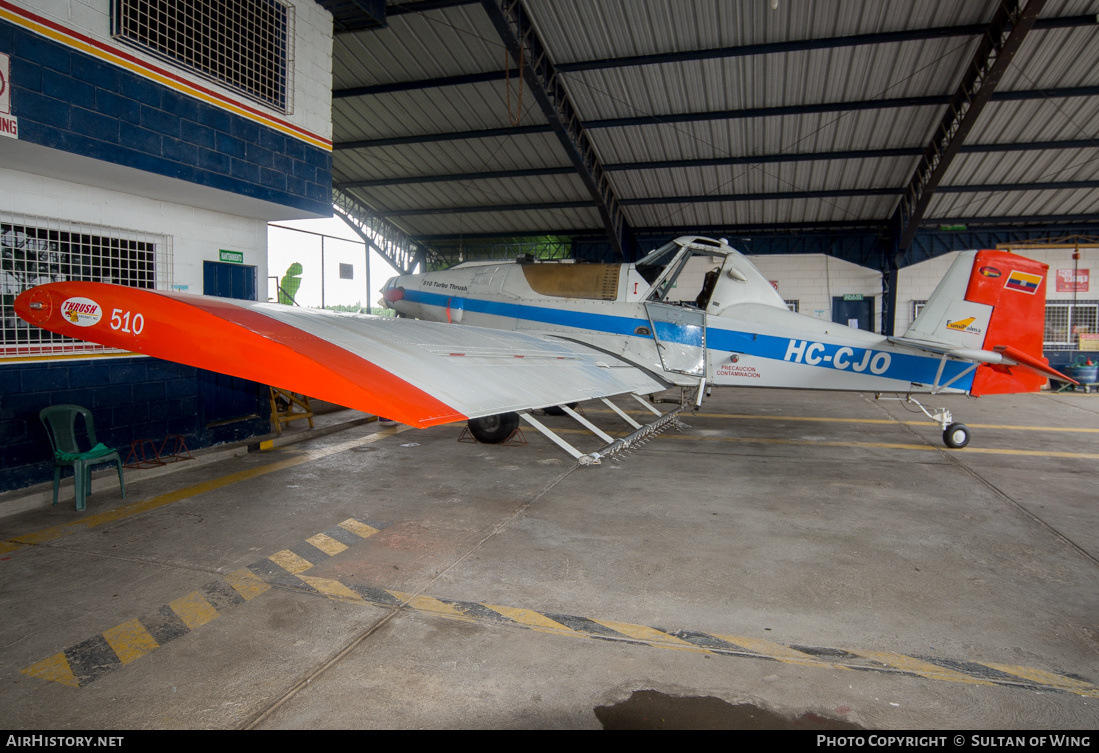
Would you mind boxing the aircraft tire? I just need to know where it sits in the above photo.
[542,402,579,416]
[943,423,971,449]
[467,412,520,444]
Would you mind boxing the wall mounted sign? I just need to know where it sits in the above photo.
[1055,269,1089,293]
[0,52,18,140]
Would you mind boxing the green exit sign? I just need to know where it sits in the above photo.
[843,293,864,301]
[219,249,244,264]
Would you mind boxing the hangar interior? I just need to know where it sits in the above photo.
[0,0,1097,731]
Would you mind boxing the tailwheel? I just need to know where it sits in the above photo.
[466,412,520,444]
[943,423,971,449]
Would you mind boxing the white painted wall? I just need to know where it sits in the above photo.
[746,254,884,331]
[894,253,960,335]
[21,0,333,141]
[0,167,268,292]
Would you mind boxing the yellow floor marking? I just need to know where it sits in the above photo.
[102,618,159,664]
[585,408,1099,434]
[850,649,993,686]
[485,604,575,633]
[307,533,349,556]
[169,591,220,630]
[20,653,79,688]
[269,549,314,575]
[225,568,271,601]
[387,590,472,619]
[983,662,1099,697]
[2,426,408,555]
[660,434,1099,460]
[713,633,848,670]
[339,519,380,539]
[297,575,363,601]
[590,618,708,652]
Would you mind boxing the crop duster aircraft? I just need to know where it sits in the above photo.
[16,236,1074,465]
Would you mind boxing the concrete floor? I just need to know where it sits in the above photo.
[0,387,1096,730]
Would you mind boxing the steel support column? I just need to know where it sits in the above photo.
[889,0,1047,255]
[479,0,633,261]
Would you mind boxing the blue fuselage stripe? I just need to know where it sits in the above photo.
[401,289,975,390]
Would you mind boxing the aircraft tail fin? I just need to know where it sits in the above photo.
[903,250,1066,395]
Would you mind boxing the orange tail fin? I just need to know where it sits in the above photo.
[964,251,1053,395]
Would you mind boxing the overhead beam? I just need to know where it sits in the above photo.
[372,179,1099,217]
[417,217,1099,244]
[333,70,508,99]
[334,139,1099,188]
[555,14,1094,73]
[889,0,1048,253]
[385,0,479,16]
[334,124,550,150]
[583,86,1099,130]
[332,15,1097,95]
[336,166,576,189]
[478,0,631,260]
[332,86,1099,150]
[375,200,594,218]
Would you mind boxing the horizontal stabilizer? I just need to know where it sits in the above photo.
[992,344,1077,385]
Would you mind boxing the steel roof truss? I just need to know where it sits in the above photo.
[333,189,435,274]
[479,0,630,260]
[890,0,1047,252]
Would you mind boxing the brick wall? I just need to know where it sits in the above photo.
[0,356,269,492]
[2,16,332,215]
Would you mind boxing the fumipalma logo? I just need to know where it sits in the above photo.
[60,297,103,327]
[946,316,982,335]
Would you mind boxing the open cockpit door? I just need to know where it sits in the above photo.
[635,237,725,378]
[644,302,707,377]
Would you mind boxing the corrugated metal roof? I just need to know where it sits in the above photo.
[329,0,1099,256]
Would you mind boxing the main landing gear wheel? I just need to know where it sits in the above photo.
[943,423,971,449]
[467,412,520,444]
[541,402,579,416]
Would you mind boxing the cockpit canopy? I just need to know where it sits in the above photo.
[635,236,787,311]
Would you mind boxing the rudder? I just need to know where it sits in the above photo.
[964,250,1051,395]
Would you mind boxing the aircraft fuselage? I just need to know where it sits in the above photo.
[383,238,976,396]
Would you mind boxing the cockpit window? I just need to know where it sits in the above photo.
[635,241,681,284]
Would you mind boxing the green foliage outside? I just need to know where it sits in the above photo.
[323,302,395,317]
[427,234,571,270]
[278,262,303,305]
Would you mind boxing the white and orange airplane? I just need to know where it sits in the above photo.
[16,236,1073,464]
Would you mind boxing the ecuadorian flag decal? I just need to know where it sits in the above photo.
[1005,270,1042,294]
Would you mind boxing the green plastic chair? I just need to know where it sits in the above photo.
[39,405,125,512]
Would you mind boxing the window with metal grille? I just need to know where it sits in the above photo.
[1044,302,1098,350]
[913,300,927,319]
[1,214,171,359]
[784,299,799,313]
[113,0,293,112]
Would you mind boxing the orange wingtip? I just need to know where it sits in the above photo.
[14,283,467,428]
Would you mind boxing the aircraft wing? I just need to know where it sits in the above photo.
[15,282,671,428]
